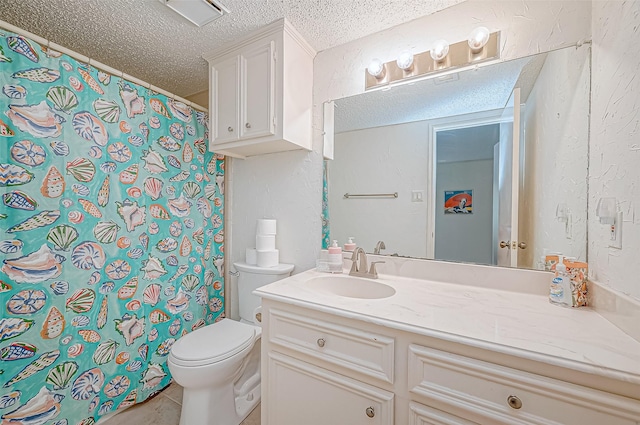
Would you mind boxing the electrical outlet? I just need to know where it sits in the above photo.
[411,190,424,202]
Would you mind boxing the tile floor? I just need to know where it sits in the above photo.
[103,382,260,425]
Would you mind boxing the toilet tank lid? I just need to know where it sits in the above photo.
[233,262,294,275]
[171,319,256,364]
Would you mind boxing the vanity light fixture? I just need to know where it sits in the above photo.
[468,26,491,53]
[596,197,623,249]
[396,50,414,71]
[430,39,450,62]
[367,58,386,79]
[365,28,499,90]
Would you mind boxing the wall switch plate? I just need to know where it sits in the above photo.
[411,190,424,202]
[609,211,623,249]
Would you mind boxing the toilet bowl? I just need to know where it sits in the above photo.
[167,262,294,425]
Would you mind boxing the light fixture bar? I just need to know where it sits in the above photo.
[365,31,500,90]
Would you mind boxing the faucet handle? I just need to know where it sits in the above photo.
[349,247,362,274]
[368,261,385,278]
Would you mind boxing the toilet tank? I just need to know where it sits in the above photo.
[233,262,294,323]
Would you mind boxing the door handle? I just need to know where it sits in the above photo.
[499,241,510,249]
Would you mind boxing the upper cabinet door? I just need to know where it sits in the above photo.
[241,41,275,140]
[212,55,240,145]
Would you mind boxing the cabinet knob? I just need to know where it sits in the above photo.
[507,395,522,410]
[499,240,510,249]
[227,126,233,132]
[245,122,251,129]
[365,407,375,418]
[518,242,527,249]
[316,338,326,348]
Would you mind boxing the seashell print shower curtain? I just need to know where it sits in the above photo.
[0,28,225,424]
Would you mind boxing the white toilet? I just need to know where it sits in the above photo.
[168,262,294,425]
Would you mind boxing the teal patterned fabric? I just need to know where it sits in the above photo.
[321,160,330,250]
[0,29,225,424]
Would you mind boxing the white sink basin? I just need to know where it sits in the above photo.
[305,275,396,299]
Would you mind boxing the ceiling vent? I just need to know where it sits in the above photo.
[159,0,230,27]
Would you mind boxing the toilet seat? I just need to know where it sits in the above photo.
[169,319,256,367]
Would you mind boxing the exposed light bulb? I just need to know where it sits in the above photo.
[430,40,450,62]
[396,50,414,71]
[367,58,386,79]
[468,26,490,52]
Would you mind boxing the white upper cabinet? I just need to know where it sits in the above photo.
[205,19,315,158]
[241,41,275,140]
[212,55,240,145]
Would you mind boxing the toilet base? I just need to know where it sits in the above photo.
[169,329,262,425]
[179,381,259,425]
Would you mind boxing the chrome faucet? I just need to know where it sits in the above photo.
[374,240,386,255]
[349,247,384,279]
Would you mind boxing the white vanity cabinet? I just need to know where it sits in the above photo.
[261,299,640,425]
[204,18,315,158]
[408,345,640,425]
[262,304,395,424]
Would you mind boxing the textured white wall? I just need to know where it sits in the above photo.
[520,45,590,269]
[227,149,323,318]
[435,160,495,264]
[589,2,640,300]
[330,122,430,257]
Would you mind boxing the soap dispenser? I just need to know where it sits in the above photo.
[344,237,356,252]
[328,240,343,273]
[549,255,571,307]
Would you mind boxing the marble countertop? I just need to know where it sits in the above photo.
[255,267,640,387]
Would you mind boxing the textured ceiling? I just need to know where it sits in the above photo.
[0,0,465,99]
[334,53,548,134]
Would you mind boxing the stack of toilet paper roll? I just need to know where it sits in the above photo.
[245,219,279,267]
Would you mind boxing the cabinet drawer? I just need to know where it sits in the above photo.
[268,308,394,383]
[408,345,640,425]
[409,401,478,425]
[267,352,394,425]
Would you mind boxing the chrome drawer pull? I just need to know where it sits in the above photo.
[228,126,233,132]
[507,395,522,409]
[365,406,375,418]
[316,338,326,348]
[246,122,251,128]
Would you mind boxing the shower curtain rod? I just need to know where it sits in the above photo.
[0,19,208,112]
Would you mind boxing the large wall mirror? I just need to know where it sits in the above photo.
[327,44,590,270]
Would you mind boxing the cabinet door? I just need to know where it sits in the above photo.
[241,40,275,140]
[267,352,394,425]
[212,55,240,145]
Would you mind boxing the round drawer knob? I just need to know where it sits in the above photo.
[507,395,522,410]
[365,407,375,418]
[228,126,233,132]
[245,122,251,129]
[316,338,326,348]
